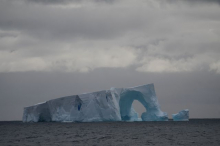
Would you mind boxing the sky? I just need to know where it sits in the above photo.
[0,0,220,121]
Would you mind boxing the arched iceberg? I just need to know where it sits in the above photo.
[23,84,168,122]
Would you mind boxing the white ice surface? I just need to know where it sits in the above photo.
[23,84,168,122]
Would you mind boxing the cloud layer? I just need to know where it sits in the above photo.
[0,0,220,73]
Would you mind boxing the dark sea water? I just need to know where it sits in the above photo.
[0,119,220,146]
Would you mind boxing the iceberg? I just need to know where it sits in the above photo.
[23,83,168,122]
[172,109,189,121]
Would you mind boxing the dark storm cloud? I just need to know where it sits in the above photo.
[165,0,220,5]
[26,0,115,5]
[93,0,115,4]
[0,0,220,73]
[26,0,77,4]
[0,0,142,40]
[0,31,18,38]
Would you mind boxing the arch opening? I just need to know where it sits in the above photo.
[132,100,146,118]
[119,90,148,121]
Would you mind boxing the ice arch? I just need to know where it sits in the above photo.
[119,84,168,121]
[119,91,147,121]
[23,83,168,122]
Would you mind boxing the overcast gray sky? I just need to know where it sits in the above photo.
[0,0,220,120]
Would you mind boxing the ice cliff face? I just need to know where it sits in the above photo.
[23,84,168,122]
